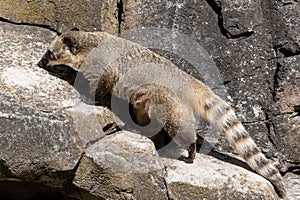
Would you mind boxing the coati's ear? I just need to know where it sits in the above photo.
[61,35,77,54]
[62,36,75,47]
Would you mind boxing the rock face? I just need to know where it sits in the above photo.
[274,1,300,56]
[273,56,300,167]
[209,0,263,37]
[0,0,299,199]
[0,23,83,181]
[0,0,119,34]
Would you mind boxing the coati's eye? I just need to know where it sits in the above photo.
[62,35,76,54]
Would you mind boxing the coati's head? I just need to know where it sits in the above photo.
[38,30,101,71]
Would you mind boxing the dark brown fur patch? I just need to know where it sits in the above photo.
[243,147,260,160]
[206,103,230,124]
[204,104,210,112]
[222,120,240,133]
[268,168,280,179]
[256,157,270,171]
[204,99,219,112]
[225,106,231,111]
[232,131,250,144]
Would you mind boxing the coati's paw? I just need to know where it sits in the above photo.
[178,156,194,163]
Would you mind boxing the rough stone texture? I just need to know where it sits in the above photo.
[0,23,83,186]
[65,102,124,148]
[163,155,278,200]
[0,22,127,197]
[210,0,263,37]
[283,173,300,200]
[72,131,281,200]
[271,56,300,167]
[276,56,300,114]
[74,131,168,200]
[274,1,300,56]
[0,0,119,34]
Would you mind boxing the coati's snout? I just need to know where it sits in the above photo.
[37,50,52,68]
[37,34,76,68]
[37,31,89,71]
[38,30,99,70]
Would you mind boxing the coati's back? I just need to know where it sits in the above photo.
[38,30,286,198]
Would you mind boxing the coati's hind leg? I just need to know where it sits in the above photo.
[170,108,197,163]
[130,83,197,163]
[178,143,196,163]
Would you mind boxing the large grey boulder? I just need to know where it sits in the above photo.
[73,131,168,200]
[0,22,119,196]
[163,155,277,200]
[0,23,83,183]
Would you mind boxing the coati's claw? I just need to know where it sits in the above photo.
[178,156,194,164]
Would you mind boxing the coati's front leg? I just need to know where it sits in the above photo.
[94,68,119,107]
[130,83,197,163]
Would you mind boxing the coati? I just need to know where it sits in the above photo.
[38,30,286,198]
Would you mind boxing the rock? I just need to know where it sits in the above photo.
[73,131,281,200]
[283,173,300,200]
[0,0,119,34]
[0,23,83,185]
[274,1,300,56]
[0,21,122,193]
[121,0,221,53]
[272,114,300,167]
[269,56,300,169]
[73,131,168,200]
[163,154,279,200]
[209,0,263,37]
[65,102,123,148]
[276,56,300,114]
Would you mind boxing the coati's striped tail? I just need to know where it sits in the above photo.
[194,83,286,198]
